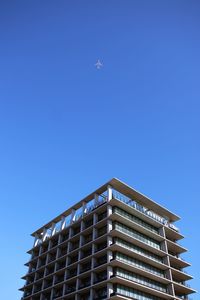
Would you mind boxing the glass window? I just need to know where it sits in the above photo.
[114,222,161,250]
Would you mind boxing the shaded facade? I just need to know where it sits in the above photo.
[20,178,196,300]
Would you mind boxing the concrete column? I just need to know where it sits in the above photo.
[107,249,113,262]
[107,265,113,279]
[107,282,113,298]
[107,235,113,247]
[75,278,79,298]
[42,228,48,242]
[162,226,175,297]
[107,185,113,201]
[93,212,98,225]
[90,288,94,300]
[60,216,66,230]
[107,204,113,217]
[33,233,40,247]
[70,208,76,224]
[82,201,87,215]
[94,193,99,207]
[107,219,112,233]
[51,223,56,236]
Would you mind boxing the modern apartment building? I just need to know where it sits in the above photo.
[20,178,196,300]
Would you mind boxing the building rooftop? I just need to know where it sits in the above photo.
[31,178,180,237]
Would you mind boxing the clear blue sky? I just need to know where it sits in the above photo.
[0,1,199,299]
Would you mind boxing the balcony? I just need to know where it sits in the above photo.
[84,218,93,229]
[56,260,66,271]
[38,257,46,268]
[79,277,91,289]
[54,274,64,285]
[59,247,68,258]
[95,242,107,253]
[94,255,107,267]
[83,234,93,245]
[24,290,32,297]
[81,248,92,259]
[94,287,107,300]
[112,189,168,225]
[94,271,107,283]
[43,279,53,289]
[25,276,34,285]
[35,271,44,280]
[33,283,42,293]
[42,292,51,300]
[69,255,78,265]
[60,232,69,243]
[80,262,91,273]
[51,238,58,249]
[70,241,80,252]
[31,248,40,259]
[80,293,90,300]
[53,288,63,299]
[48,250,57,263]
[96,227,107,238]
[67,268,77,278]
[72,225,81,237]
[46,266,54,275]
[98,211,107,222]
[65,285,76,294]
[29,265,37,273]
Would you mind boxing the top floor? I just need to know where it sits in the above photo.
[31,178,181,248]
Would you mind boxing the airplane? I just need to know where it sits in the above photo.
[95,59,103,69]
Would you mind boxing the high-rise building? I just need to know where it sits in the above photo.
[20,178,196,300]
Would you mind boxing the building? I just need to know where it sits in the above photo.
[20,178,196,300]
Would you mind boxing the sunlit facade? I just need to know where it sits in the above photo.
[20,178,196,300]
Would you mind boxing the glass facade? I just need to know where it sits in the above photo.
[114,222,161,250]
[115,267,167,292]
[115,252,165,278]
[115,238,163,264]
[113,206,159,234]
[115,284,163,300]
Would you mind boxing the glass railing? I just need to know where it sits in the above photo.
[113,206,159,234]
[112,189,168,225]
[167,223,179,232]
[33,192,108,247]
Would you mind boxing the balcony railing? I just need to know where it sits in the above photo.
[94,274,107,283]
[113,189,168,225]
[33,192,108,248]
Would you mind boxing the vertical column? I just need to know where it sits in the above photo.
[160,226,175,297]
[61,216,66,230]
[94,193,99,207]
[42,228,48,242]
[51,223,56,236]
[107,185,113,201]
[70,208,76,225]
[107,282,113,299]
[82,201,87,216]
[33,233,40,247]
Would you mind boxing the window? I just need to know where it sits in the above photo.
[114,222,161,250]
[115,238,163,264]
[115,268,167,292]
[115,252,165,278]
[115,284,163,300]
